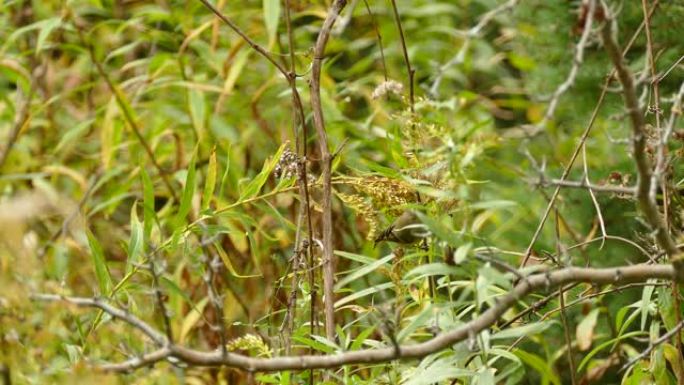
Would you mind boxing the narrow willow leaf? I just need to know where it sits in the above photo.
[263,0,280,49]
[577,331,646,372]
[641,280,656,331]
[141,166,155,241]
[214,242,260,278]
[221,49,251,98]
[174,150,198,226]
[334,254,393,290]
[101,97,119,169]
[513,349,561,385]
[36,17,62,54]
[491,321,553,341]
[201,147,217,212]
[87,230,112,295]
[239,143,286,201]
[127,202,143,272]
[576,308,600,351]
[334,282,394,308]
[188,88,206,139]
[179,296,209,344]
[349,325,376,351]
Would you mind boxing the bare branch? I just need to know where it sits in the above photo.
[31,294,168,346]
[599,5,680,263]
[620,320,684,372]
[32,264,678,373]
[310,0,347,344]
[531,177,636,195]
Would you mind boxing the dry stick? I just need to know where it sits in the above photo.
[148,255,174,343]
[197,0,289,77]
[534,0,597,133]
[388,0,414,111]
[639,2,684,380]
[599,6,679,259]
[555,209,577,385]
[581,143,608,251]
[532,178,636,195]
[282,0,318,363]
[310,0,347,345]
[519,1,660,268]
[540,282,669,321]
[620,320,684,372]
[430,0,518,97]
[362,0,388,81]
[0,79,35,170]
[641,0,664,209]
[32,264,678,372]
[200,0,318,349]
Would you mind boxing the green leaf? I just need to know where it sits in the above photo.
[334,254,393,290]
[263,0,280,49]
[141,166,155,242]
[201,147,218,212]
[513,349,561,385]
[291,336,336,354]
[334,282,394,308]
[491,321,553,341]
[349,325,377,351]
[127,202,143,271]
[36,17,63,54]
[577,331,646,372]
[239,144,286,201]
[576,308,600,351]
[188,88,206,139]
[174,150,198,226]
[214,242,261,278]
[641,280,656,331]
[87,230,112,295]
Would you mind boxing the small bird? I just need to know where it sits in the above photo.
[374,210,431,247]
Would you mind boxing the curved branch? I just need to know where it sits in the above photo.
[32,264,678,372]
[30,294,168,346]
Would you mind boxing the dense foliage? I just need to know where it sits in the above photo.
[1,0,683,384]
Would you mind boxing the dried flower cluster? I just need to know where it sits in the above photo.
[224,334,271,357]
[351,176,416,214]
[274,148,300,179]
[372,79,404,99]
[337,192,380,240]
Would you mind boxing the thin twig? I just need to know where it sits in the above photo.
[388,0,414,111]
[620,320,684,372]
[196,0,289,78]
[533,0,596,132]
[555,209,577,384]
[531,177,636,195]
[520,0,660,268]
[0,78,36,170]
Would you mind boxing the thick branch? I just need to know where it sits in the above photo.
[310,0,347,343]
[32,264,678,372]
[599,10,681,264]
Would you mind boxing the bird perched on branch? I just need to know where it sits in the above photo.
[373,210,431,247]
